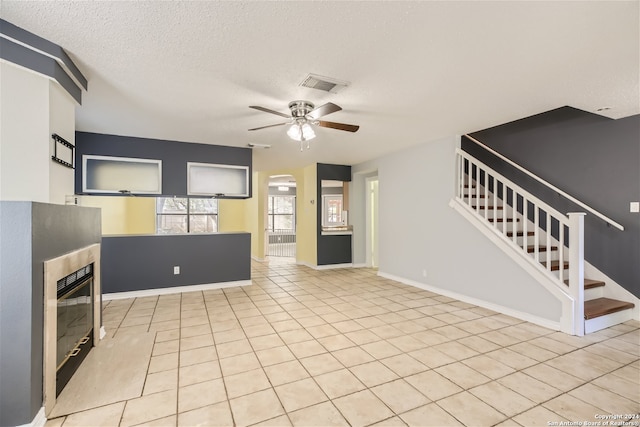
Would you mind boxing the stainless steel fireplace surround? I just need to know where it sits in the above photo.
[44,243,101,417]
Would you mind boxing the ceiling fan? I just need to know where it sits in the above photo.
[248,101,359,150]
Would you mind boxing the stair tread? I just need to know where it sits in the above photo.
[563,278,606,289]
[527,245,558,253]
[540,260,569,271]
[584,298,635,320]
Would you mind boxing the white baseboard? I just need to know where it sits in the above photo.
[102,280,252,300]
[99,326,106,340]
[17,407,45,427]
[378,271,562,332]
[296,261,355,270]
[296,261,316,269]
[315,263,354,270]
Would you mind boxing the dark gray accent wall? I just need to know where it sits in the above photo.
[75,132,253,198]
[0,202,101,426]
[317,164,352,265]
[0,20,85,104]
[317,234,352,266]
[101,233,251,293]
[464,107,640,297]
[317,163,352,182]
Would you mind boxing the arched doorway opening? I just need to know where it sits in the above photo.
[266,175,297,262]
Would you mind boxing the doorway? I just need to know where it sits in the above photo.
[365,176,379,268]
[266,175,296,261]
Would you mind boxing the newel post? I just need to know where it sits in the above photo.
[568,212,586,336]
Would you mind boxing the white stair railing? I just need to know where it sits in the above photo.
[464,134,624,231]
[455,148,585,335]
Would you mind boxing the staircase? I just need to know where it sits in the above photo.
[454,148,635,335]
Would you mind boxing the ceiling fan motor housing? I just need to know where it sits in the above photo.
[288,101,315,118]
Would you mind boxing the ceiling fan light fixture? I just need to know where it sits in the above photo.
[287,124,302,140]
[301,123,316,140]
[249,100,358,151]
[287,123,316,142]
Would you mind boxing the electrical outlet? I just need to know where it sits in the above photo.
[630,202,640,213]
[173,266,180,275]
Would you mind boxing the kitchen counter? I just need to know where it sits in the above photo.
[321,225,353,236]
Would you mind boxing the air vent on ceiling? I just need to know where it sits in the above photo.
[300,74,350,94]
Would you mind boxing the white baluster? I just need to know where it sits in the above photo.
[468,161,474,207]
[455,153,460,199]
[493,178,498,230]
[460,154,466,202]
[475,164,480,215]
[545,212,551,272]
[482,171,488,222]
[568,212,585,336]
[502,187,518,243]
[511,188,516,246]
[558,221,565,284]
[522,198,528,253]
[459,154,464,201]
[467,158,472,207]
[534,206,539,263]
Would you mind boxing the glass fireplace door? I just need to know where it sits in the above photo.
[56,264,94,396]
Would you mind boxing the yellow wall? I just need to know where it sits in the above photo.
[250,171,270,260]
[81,196,155,235]
[125,197,156,234]
[218,199,248,232]
[297,164,317,266]
[249,165,317,265]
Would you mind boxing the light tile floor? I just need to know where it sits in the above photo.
[46,260,640,427]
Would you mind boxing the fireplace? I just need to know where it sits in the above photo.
[44,244,101,416]
[55,263,94,396]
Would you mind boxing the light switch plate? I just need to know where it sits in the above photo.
[630,202,640,213]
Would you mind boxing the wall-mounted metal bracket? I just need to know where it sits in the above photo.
[51,133,75,169]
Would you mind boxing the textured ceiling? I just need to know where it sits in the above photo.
[2,1,638,171]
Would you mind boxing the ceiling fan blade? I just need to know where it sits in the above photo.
[307,102,342,119]
[318,120,359,132]
[249,106,291,119]
[248,122,288,131]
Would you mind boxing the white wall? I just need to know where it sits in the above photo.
[48,81,76,204]
[0,62,50,202]
[352,135,562,323]
[350,163,379,265]
[0,62,76,204]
